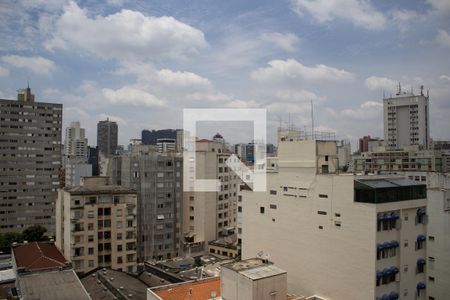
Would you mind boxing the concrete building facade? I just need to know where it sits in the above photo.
[56,176,138,274]
[384,88,430,150]
[240,130,428,299]
[107,145,183,262]
[0,87,62,233]
[183,138,239,254]
[97,119,118,157]
[64,121,92,187]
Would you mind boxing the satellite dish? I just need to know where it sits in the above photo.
[257,251,270,262]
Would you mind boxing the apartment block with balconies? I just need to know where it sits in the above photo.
[55,176,138,274]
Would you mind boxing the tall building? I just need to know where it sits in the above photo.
[97,118,118,157]
[183,136,239,254]
[240,129,428,299]
[384,85,430,150]
[107,144,183,261]
[64,121,88,161]
[0,87,62,234]
[56,176,138,274]
[157,138,176,153]
[64,121,91,187]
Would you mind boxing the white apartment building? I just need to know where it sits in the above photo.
[56,176,138,274]
[183,136,239,253]
[64,121,91,187]
[240,129,428,300]
[64,121,88,161]
[384,87,430,150]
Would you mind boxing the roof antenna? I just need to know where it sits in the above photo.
[396,82,401,96]
[311,100,314,139]
[420,85,424,96]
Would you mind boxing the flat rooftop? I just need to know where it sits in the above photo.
[81,268,148,300]
[18,269,91,300]
[150,277,220,300]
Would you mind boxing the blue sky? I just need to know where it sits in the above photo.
[0,0,449,146]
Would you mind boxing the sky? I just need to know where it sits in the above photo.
[0,0,449,148]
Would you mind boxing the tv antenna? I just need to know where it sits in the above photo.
[311,100,314,139]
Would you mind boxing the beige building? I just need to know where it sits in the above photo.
[55,176,138,274]
[221,258,287,300]
[241,129,428,299]
[0,86,62,234]
[183,136,239,253]
[384,87,430,150]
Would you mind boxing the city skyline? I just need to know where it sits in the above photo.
[0,0,449,145]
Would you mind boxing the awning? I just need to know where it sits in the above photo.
[417,208,426,216]
[417,235,426,242]
[390,212,399,220]
[417,282,426,290]
[380,294,390,300]
[390,266,399,274]
[389,292,399,300]
[417,258,426,265]
[390,240,399,248]
[382,268,393,276]
[377,244,384,252]
[383,241,392,249]
[376,271,383,278]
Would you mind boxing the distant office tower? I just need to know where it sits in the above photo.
[233,143,247,161]
[175,129,184,153]
[97,118,118,156]
[64,122,91,187]
[384,85,430,150]
[107,145,183,261]
[337,139,351,170]
[141,129,177,145]
[183,136,239,254]
[56,177,138,274]
[88,146,99,176]
[0,87,62,234]
[240,128,427,299]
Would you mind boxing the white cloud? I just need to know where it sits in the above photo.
[426,0,450,14]
[0,66,9,77]
[391,9,419,33]
[260,32,300,52]
[251,59,354,82]
[155,69,213,90]
[226,99,259,108]
[365,76,397,91]
[440,75,450,82]
[0,55,56,75]
[45,1,207,60]
[274,89,325,103]
[340,101,382,120]
[291,0,386,30]
[102,86,166,108]
[436,30,450,48]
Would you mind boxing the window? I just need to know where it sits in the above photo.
[238,206,242,212]
[318,194,328,198]
[88,247,94,255]
[117,244,123,252]
[335,213,341,217]
[335,221,341,228]
[260,207,265,214]
[270,190,277,195]
[318,211,327,215]
[429,236,435,241]
[270,204,277,209]
[318,225,323,229]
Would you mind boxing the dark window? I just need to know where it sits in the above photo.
[319,194,328,198]
[270,204,277,209]
[260,207,265,214]
[270,190,277,195]
[318,211,327,215]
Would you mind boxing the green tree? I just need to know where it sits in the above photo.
[21,225,49,242]
[0,232,23,254]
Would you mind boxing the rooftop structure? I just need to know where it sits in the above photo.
[148,277,221,300]
[12,242,67,272]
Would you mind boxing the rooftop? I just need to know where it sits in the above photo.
[65,185,136,195]
[18,269,91,300]
[13,242,67,272]
[240,264,287,280]
[151,277,221,300]
[221,257,267,272]
[81,268,148,300]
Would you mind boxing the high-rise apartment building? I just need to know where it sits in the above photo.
[107,144,183,261]
[240,129,428,299]
[183,136,239,253]
[0,87,62,233]
[56,176,138,274]
[97,118,118,157]
[384,86,430,150]
[64,121,88,161]
[64,121,91,187]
